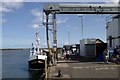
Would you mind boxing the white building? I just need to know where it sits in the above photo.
[80,38,106,57]
[80,38,96,56]
[106,14,120,49]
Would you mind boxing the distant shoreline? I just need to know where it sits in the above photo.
[0,47,62,50]
[0,48,29,50]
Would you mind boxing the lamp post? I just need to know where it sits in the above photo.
[78,15,83,40]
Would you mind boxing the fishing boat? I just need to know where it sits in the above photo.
[28,32,47,70]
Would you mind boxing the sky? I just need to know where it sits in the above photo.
[1,0,119,48]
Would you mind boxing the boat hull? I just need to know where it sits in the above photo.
[28,59,45,70]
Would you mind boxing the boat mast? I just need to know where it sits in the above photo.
[36,32,40,54]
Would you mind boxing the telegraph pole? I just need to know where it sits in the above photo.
[45,14,52,56]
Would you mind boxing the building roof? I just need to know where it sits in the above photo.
[96,39,104,43]
[81,38,105,45]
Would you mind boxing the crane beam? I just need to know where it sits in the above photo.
[43,4,120,14]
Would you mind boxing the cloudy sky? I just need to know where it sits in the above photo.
[1,0,119,48]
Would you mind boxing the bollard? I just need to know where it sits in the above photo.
[57,69,62,77]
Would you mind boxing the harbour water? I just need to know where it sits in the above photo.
[2,50,44,80]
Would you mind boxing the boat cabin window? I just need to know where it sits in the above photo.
[32,47,35,51]
[36,48,38,51]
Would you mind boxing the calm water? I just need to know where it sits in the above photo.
[2,50,44,80]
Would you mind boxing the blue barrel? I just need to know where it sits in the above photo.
[97,54,104,61]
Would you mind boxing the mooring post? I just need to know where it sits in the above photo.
[58,69,62,77]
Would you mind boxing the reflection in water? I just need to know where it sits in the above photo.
[28,70,44,80]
